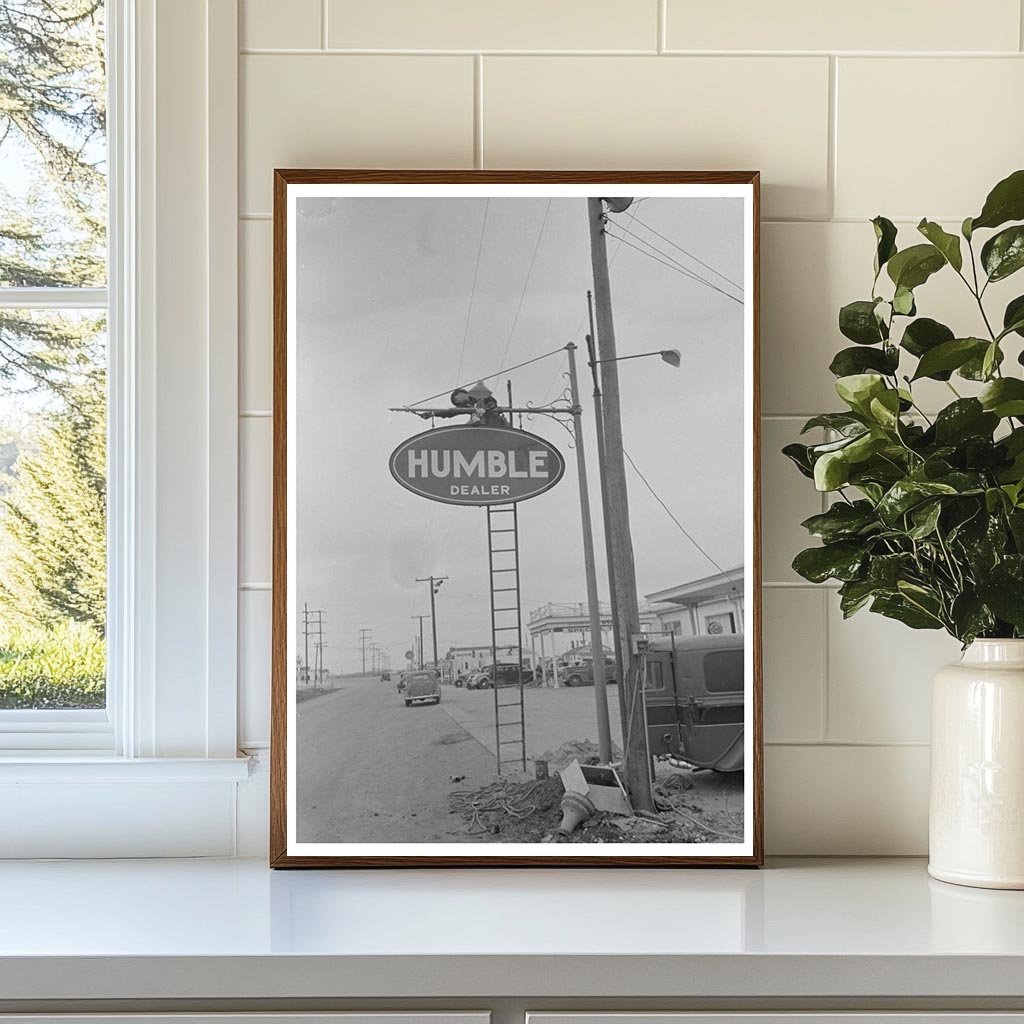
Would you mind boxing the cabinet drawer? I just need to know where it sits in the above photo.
[0,1016,489,1024]
[528,1017,1024,1024]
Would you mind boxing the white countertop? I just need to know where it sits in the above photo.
[1,857,1023,1002]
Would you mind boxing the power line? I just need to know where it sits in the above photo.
[404,344,566,409]
[540,204,640,404]
[454,198,490,384]
[603,228,743,307]
[609,219,743,302]
[622,447,740,582]
[622,212,744,293]
[498,197,552,371]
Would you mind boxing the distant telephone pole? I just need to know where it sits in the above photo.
[410,615,430,670]
[302,606,324,686]
[358,627,373,676]
[588,196,654,812]
[415,575,448,671]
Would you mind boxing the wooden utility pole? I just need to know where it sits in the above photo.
[585,292,628,741]
[358,627,373,676]
[410,615,429,670]
[416,575,449,671]
[565,342,613,764]
[587,197,654,812]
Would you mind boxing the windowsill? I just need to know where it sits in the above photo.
[0,857,1022,1004]
[0,754,252,781]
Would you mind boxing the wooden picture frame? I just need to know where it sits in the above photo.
[271,170,762,867]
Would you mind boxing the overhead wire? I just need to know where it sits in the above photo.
[454,197,491,384]
[623,447,740,582]
[498,197,553,371]
[608,219,743,302]
[625,211,744,294]
[603,227,743,306]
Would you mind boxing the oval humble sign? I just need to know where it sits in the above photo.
[389,425,566,506]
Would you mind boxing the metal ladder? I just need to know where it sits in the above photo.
[486,503,527,773]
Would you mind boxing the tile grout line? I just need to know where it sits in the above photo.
[820,587,831,743]
[1021,0,1024,51]
[474,54,484,169]
[827,55,838,220]
[237,47,1024,57]
[657,0,666,54]
[321,0,328,50]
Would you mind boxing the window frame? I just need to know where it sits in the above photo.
[0,0,242,767]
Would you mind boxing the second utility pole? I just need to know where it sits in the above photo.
[565,341,613,764]
[415,575,448,672]
[587,196,654,813]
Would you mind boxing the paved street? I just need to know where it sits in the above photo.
[440,682,624,761]
[296,675,496,843]
[295,675,626,843]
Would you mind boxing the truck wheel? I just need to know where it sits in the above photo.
[404,699,411,707]
[435,695,441,704]
[566,674,582,687]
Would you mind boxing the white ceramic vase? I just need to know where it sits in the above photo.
[929,639,1024,889]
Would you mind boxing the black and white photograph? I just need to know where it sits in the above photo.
[272,172,761,866]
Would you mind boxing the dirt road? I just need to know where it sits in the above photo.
[296,674,496,843]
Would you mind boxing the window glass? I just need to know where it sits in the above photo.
[0,2,107,710]
[644,659,664,690]
[704,649,744,693]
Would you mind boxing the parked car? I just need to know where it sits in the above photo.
[642,633,744,772]
[380,670,391,682]
[474,663,535,689]
[404,669,441,706]
[465,671,489,690]
[561,659,618,688]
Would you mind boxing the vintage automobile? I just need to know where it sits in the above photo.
[561,658,618,688]
[473,663,535,689]
[403,669,441,707]
[642,633,745,772]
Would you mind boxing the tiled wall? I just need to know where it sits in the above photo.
[236,0,1024,854]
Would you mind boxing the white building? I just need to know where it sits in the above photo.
[440,643,532,683]
[644,566,745,638]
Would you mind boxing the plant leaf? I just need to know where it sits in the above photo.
[933,398,999,444]
[839,299,887,345]
[917,219,963,272]
[908,500,943,540]
[872,216,898,278]
[792,542,866,584]
[1003,295,1024,339]
[976,575,1024,629]
[835,373,887,413]
[877,479,958,524]
[781,442,815,479]
[900,318,955,366]
[950,592,995,644]
[886,243,946,291]
[911,337,988,381]
[971,169,1024,233]
[980,378,1024,418]
[871,594,943,630]
[800,501,879,543]
[829,345,899,378]
[814,450,851,491]
[800,412,866,435]
[981,225,1024,282]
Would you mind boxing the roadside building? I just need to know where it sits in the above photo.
[644,566,745,638]
[440,643,532,684]
[527,601,658,687]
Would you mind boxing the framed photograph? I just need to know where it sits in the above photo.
[270,170,762,867]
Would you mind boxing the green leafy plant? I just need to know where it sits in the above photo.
[786,170,1024,645]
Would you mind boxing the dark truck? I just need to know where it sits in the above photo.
[642,633,745,772]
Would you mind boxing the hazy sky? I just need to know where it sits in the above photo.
[295,195,746,672]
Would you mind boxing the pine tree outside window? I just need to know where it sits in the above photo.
[0,2,108,718]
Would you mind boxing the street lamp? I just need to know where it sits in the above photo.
[593,348,681,368]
